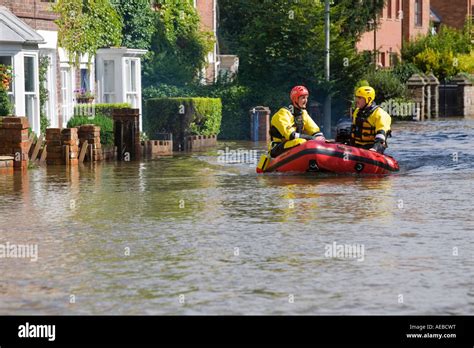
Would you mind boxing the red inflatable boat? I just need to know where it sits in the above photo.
[257,140,399,175]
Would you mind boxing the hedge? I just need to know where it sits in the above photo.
[66,114,114,145]
[144,97,222,139]
[73,103,130,118]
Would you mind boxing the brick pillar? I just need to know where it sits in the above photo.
[78,125,102,162]
[407,74,427,121]
[249,106,270,142]
[45,128,63,165]
[113,108,141,160]
[421,74,431,120]
[427,73,439,118]
[452,74,474,117]
[61,128,79,165]
[0,117,30,169]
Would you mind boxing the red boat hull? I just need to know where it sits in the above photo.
[260,140,399,175]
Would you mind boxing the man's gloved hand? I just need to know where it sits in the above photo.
[370,139,385,154]
[313,132,326,142]
[299,133,315,140]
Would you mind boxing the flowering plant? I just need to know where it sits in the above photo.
[0,64,13,90]
[74,88,95,99]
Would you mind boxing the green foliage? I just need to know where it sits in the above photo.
[73,103,130,118]
[363,69,407,103]
[143,84,197,99]
[217,0,381,108]
[458,51,474,74]
[53,0,123,67]
[413,48,459,81]
[39,55,50,135]
[402,25,471,80]
[110,0,155,50]
[0,87,11,116]
[144,98,222,139]
[143,82,254,139]
[391,62,421,84]
[67,114,115,145]
[143,0,214,86]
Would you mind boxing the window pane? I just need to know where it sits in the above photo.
[80,68,90,91]
[131,60,137,92]
[104,60,115,93]
[24,56,35,92]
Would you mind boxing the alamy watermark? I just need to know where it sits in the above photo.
[217,147,258,165]
[380,100,421,119]
[325,242,365,262]
[0,242,38,262]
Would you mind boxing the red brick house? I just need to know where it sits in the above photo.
[431,0,473,30]
[356,0,431,68]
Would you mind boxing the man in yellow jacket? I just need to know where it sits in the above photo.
[352,86,392,154]
[269,85,325,158]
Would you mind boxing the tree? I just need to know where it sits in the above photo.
[142,0,214,87]
[110,0,155,50]
[53,0,123,66]
[217,0,386,109]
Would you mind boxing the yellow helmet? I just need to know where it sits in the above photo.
[355,86,375,106]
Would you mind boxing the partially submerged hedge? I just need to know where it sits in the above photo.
[66,115,114,145]
[144,97,222,139]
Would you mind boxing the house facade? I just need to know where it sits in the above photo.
[0,0,146,135]
[356,0,431,68]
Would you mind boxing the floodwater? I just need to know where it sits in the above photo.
[0,118,473,315]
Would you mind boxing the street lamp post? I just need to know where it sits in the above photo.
[323,0,332,138]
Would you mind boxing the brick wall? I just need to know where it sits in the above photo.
[195,0,216,83]
[0,0,58,31]
[431,0,471,30]
[402,0,431,41]
[0,117,30,169]
[357,4,403,67]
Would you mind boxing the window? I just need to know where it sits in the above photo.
[396,0,401,20]
[103,60,115,103]
[125,59,138,107]
[24,56,36,126]
[415,0,423,26]
[381,52,386,67]
[387,0,392,19]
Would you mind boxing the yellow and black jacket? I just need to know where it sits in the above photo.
[270,107,322,151]
[351,103,391,148]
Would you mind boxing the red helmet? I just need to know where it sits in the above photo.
[290,85,309,105]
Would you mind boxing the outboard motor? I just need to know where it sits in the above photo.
[335,118,352,145]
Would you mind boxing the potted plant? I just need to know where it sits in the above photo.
[74,88,95,104]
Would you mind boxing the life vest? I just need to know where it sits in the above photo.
[351,103,391,147]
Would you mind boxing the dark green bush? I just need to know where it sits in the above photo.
[391,62,421,84]
[144,97,222,139]
[363,69,407,103]
[66,114,114,145]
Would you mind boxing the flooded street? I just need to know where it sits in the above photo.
[0,118,473,315]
